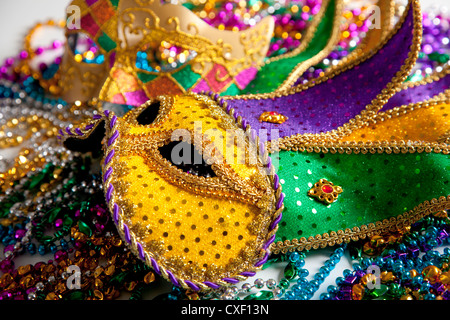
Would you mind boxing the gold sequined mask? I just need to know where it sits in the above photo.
[51,0,274,105]
[60,92,282,290]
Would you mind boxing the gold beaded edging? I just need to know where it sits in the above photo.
[397,63,450,91]
[271,195,450,254]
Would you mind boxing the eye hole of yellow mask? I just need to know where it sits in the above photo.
[59,92,283,291]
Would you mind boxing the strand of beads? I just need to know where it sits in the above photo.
[323,213,450,300]
[280,244,346,300]
[0,155,95,272]
[193,244,347,301]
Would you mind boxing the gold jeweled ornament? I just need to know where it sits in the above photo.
[59,92,283,290]
[258,111,289,124]
[307,179,343,204]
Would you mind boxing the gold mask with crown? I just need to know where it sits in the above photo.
[55,0,274,105]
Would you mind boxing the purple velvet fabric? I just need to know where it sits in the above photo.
[226,2,415,142]
[382,72,450,111]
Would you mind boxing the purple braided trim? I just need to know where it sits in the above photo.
[106,184,113,202]
[254,251,269,267]
[276,192,285,210]
[103,166,113,183]
[223,277,240,284]
[65,127,73,135]
[263,234,276,250]
[185,280,201,291]
[240,271,256,277]
[123,223,131,243]
[151,257,161,275]
[137,242,145,260]
[104,150,115,165]
[57,113,104,141]
[274,174,280,190]
[109,115,117,129]
[270,213,283,231]
[167,270,180,287]
[108,130,119,147]
[203,281,221,289]
[113,203,119,224]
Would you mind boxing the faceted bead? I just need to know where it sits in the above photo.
[45,292,60,300]
[93,290,104,300]
[266,279,276,289]
[17,264,32,276]
[289,252,300,262]
[254,278,264,289]
[279,279,290,289]
[0,259,14,272]
[439,271,450,284]
[284,263,297,280]
[0,273,14,287]
[370,284,388,298]
[243,290,274,300]
[361,273,377,286]
[351,284,365,300]
[143,271,155,284]
[19,275,34,288]
[380,271,396,283]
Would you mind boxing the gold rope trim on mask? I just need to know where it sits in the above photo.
[270,195,450,254]
[396,63,450,91]
[269,139,450,155]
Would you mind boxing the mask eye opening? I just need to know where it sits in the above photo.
[63,120,105,157]
[136,100,161,125]
[67,32,104,64]
[158,140,216,178]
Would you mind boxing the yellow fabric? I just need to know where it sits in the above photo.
[340,104,449,142]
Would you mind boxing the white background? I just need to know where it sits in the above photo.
[0,0,448,300]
